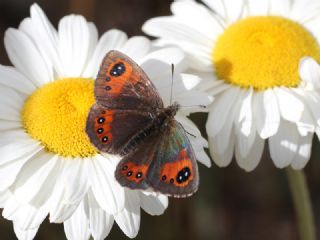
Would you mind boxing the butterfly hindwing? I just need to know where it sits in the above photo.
[114,119,199,197]
[95,50,163,110]
[115,131,162,190]
[86,103,154,155]
[147,121,199,197]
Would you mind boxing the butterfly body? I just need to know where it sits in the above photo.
[86,50,199,198]
[119,102,179,156]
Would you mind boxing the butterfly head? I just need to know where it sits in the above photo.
[165,102,180,118]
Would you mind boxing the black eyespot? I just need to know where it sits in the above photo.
[110,62,126,77]
[97,117,105,124]
[105,86,111,91]
[102,136,108,142]
[162,175,167,181]
[176,167,191,184]
[97,128,104,134]
[127,171,133,176]
[170,178,174,184]
[105,77,111,82]
[122,165,128,171]
[136,172,143,179]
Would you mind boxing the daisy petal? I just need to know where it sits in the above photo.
[144,22,212,71]
[254,89,280,139]
[236,121,256,159]
[206,87,240,137]
[88,191,114,240]
[296,103,315,136]
[208,112,234,155]
[204,0,247,24]
[269,0,292,17]
[140,193,168,216]
[49,158,89,222]
[4,200,48,230]
[142,17,212,47]
[171,0,224,39]
[0,141,42,191]
[114,190,140,238]
[89,155,125,214]
[0,65,36,94]
[299,57,320,90]
[237,88,253,136]
[209,132,235,167]
[302,91,320,125]
[58,15,91,77]
[202,0,227,20]
[194,150,212,168]
[269,121,299,168]
[0,137,40,166]
[120,36,151,62]
[64,201,90,240]
[0,86,25,111]
[291,133,313,170]
[291,0,320,23]
[18,18,55,83]
[29,3,63,76]
[0,120,21,131]
[0,190,11,207]
[247,0,270,16]
[13,223,38,240]
[140,47,186,81]
[86,22,98,64]
[82,29,128,77]
[61,159,90,203]
[275,88,304,122]
[49,197,78,223]
[235,134,264,172]
[4,28,52,86]
[12,152,59,204]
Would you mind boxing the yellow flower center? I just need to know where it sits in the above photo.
[22,78,97,157]
[212,16,320,90]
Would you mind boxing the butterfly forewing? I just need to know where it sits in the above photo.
[86,104,155,155]
[95,50,163,110]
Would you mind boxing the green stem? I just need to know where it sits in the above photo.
[286,168,316,240]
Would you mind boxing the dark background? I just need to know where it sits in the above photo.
[0,0,320,239]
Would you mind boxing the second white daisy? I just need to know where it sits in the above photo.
[143,0,320,171]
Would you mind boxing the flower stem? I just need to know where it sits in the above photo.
[286,168,316,240]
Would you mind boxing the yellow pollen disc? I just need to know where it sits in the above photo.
[22,78,97,157]
[212,16,320,90]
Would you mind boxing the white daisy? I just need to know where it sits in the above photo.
[0,3,211,240]
[143,0,320,171]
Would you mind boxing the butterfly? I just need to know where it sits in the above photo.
[86,50,199,198]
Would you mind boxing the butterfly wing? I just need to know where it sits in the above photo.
[86,103,155,155]
[115,120,199,197]
[115,131,162,190]
[95,50,163,110]
[147,121,199,198]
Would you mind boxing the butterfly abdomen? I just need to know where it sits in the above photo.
[120,121,158,155]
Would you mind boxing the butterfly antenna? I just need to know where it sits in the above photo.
[180,105,207,109]
[170,63,174,105]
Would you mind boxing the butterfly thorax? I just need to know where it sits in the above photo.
[120,103,180,155]
[156,102,180,130]
[163,102,180,117]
